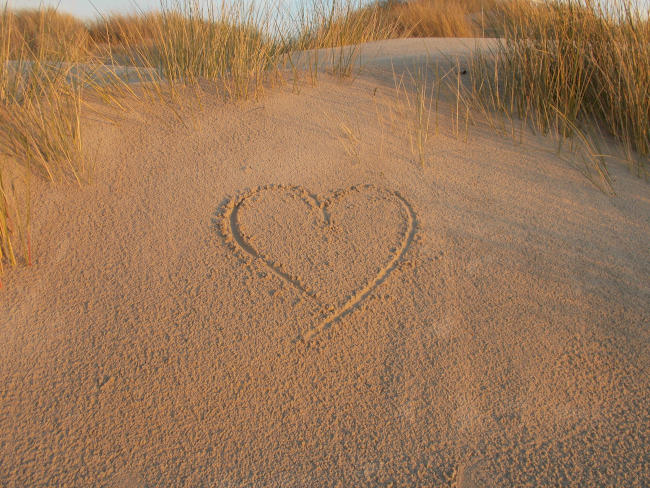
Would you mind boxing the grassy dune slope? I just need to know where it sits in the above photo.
[0,0,648,279]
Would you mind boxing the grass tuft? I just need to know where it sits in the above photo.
[381,0,499,38]
[466,0,649,182]
[0,5,89,276]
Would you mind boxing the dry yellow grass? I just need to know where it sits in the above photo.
[6,7,88,60]
[0,7,86,278]
[381,0,498,38]
[285,0,400,80]
[465,0,649,185]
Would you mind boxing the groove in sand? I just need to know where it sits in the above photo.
[221,184,417,343]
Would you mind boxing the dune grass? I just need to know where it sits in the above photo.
[150,3,280,99]
[5,7,89,60]
[89,13,162,46]
[0,6,88,279]
[380,0,499,38]
[282,0,400,84]
[89,1,397,97]
[391,62,442,167]
[465,0,649,185]
[87,6,281,99]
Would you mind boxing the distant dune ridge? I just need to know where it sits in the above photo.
[1,1,649,486]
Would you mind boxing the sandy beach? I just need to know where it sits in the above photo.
[1,38,648,486]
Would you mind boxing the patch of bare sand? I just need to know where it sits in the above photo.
[0,39,648,487]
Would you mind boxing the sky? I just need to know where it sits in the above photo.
[14,0,171,19]
[10,0,650,20]
[11,0,308,19]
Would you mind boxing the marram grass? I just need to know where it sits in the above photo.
[466,0,649,183]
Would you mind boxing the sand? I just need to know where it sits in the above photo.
[1,38,648,487]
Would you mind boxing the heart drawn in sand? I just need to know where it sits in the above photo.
[220,184,416,342]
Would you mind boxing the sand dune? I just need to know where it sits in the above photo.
[1,39,648,487]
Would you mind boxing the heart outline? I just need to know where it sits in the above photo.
[220,184,417,342]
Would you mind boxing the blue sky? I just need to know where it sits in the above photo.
[10,0,650,20]
[14,1,172,19]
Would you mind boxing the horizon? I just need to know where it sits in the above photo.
[11,0,650,21]
[11,0,298,20]
[14,0,159,19]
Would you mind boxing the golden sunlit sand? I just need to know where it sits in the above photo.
[1,15,648,488]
